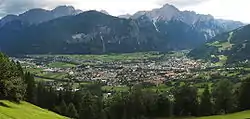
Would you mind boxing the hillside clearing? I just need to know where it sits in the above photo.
[194,110,250,119]
[160,110,250,119]
[0,100,67,119]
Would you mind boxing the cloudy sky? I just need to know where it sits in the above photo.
[0,0,249,23]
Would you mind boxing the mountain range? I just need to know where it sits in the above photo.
[122,4,243,40]
[0,4,245,55]
[189,24,250,64]
[0,5,82,27]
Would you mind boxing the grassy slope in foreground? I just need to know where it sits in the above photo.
[194,111,250,119]
[0,100,67,119]
[159,111,250,119]
[172,111,250,119]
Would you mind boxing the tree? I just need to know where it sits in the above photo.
[35,82,58,110]
[16,61,24,76]
[125,85,147,119]
[24,72,36,103]
[199,85,213,116]
[68,103,79,118]
[62,82,74,104]
[35,82,47,107]
[173,85,199,116]
[213,79,233,114]
[0,52,26,102]
[105,93,126,119]
[154,93,171,117]
[79,91,101,119]
[238,77,250,110]
[59,100,68,116]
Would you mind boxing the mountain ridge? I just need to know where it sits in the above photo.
[121,4,244,40]
[0,4,245,55]
[189,24,250,64]
[0,5,82,26]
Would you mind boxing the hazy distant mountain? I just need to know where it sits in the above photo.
[0,5,82,26]
[118,14,132,19]
[123,4,244,40]
[99,10,110,15]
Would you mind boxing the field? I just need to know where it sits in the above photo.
[158,110,250,119]
[14,51,250,119]
[0,100,67,119]
[190,110,250,119]
[207,32,234,53]
[31,51,164,63]
[196,111,250,119]
[19,51,247,94]
[48,62,76,68]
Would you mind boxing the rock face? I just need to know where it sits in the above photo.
[0,11,163,54]
[122,4,244,40]
[118,14,132,19]
[99,10,110,15]
[0,5,245,55]
[189,25,250,63]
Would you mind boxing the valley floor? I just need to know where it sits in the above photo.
[0,100,67,119]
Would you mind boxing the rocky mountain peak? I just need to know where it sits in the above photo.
[99,10,109,15]
[0,5,83,25]
[154,3,180,21]
[0,15,18,22]
[53,5,75,11]
[52,5,81,16]
[118,14,132,19]
[127,4,244,39]
[161,3,180,12]
[132,4,181,22]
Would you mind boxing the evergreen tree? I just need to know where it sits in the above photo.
[72,90,85,111]
[155,94,171,117]
[213,79,233,114]
[68,103,79,118]
[59,100,68,116]
[105,93,127,119]
[35,82,58,110]
[79,91,96,119]
[126,85,146,119]
[0,52,26,102]
[199,85,213,116]
[238,77,250,110]
[16,61,24,76]
[35,82,46,107]
[24,72,36,103]
[173,85,199,116]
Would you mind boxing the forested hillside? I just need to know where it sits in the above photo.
[189,25,250,64]
[18,77,250,119]
[2,50,250,119]
[0,52,67,118]
[0,10,207,55]
[0,53,26,101]
[0,3,249,119]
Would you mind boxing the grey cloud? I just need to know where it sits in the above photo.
[0,0,211,17]
[156,0,210,7]
[0,0,70,17]
[0,0,39,16]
